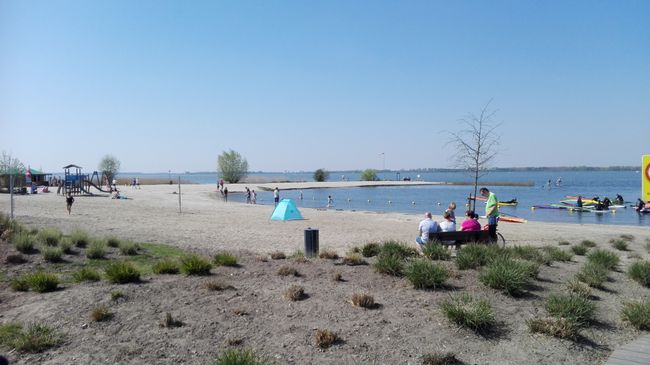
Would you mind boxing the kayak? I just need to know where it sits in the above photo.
[561,199,598,205]
[498,213,527,223]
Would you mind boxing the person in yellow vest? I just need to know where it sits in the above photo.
[480,187,499,240]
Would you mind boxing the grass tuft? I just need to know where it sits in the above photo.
[283,285,305,301]
[214,252,239,267]
[558,240,571,246]
[318,249,339,260]
[180,255,213,275]
[421,352,461,365]
[455,244,500,270]
[586,249,619,270]
[404,259,449,289]
[423,243,452,261]
[627,261,650,287]
[351,292,375,308]
[566,280,592,298]
[270,251,286,260]
[58,238,73,254]
[277,266,300,277]
[205,280,235,291]
[541,246,573,262]
[332,272,343,282]
[69,229,91,248]
[440,293,494,331]
[360,243,381,257]
[214,349,269,365]
[72,267,101,282]
[86,240,107,259]
[13,232,36,254]
[37,228,62,246]
[119,241,140,255]
[0,322,63,353]
[105,261,141,284]
[6,254,27,264]
[315,329,340,349]
[380,240,418,259]
[374,253,404,276]
[571,245,588,256]
[152,259,180,274]
[110,290,125,301]
[620,301,650,330]
[21,272,59,293]
[610,238,629,251]
[576,263,609,288]
[41,246,63,262]
[527,317,577,339]
[160,312,183,328]
[545,294,595,327]
[341,253,367,266]
[105,236,121,248]
[91,306,113,322]
[620,234,635,242]
[479,258,531,296]
[580,240,597,248]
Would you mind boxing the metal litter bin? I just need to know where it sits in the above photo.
[304,228,319,258]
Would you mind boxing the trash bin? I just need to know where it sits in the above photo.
[304,228,319,258]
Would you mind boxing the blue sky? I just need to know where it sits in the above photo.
[1,0,649,173]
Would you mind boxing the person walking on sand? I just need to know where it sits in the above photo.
[480,187,499,240]
[65,192,74,215]
[245,187,251,204]
[273,187,280,206]
[327,195,333,208]
[251,189,257,204]
[223,187,228,202]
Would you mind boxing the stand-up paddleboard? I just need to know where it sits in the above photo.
[498,213,527,223]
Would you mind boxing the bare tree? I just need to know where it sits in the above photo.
[0,151,25,174]
[448,100,501,211]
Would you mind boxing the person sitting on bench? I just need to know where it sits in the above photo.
[415,212,439,249]
[439,211,456,232]
[461,210,481,231]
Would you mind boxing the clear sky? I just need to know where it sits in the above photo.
[1,0,649,173]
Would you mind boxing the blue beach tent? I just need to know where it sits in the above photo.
[271,199,304,221]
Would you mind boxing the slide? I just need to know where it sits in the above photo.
[85,180,112,193]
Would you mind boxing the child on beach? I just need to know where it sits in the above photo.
[445,202,456,223]
[65,193,74,215]
[327,195,333,208]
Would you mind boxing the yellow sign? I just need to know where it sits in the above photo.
[641,155,650,202]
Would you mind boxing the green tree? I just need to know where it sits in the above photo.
[360,169,379,181]
[217,150,248,183]
[313,168,329,182]
[98,155,121,184]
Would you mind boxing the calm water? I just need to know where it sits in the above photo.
[124,170,648,226]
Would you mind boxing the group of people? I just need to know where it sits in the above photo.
[416,187,499,249]
[244,187,257,204]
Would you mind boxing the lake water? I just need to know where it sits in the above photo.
[125,170,648,226]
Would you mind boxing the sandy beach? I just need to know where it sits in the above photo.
[1,183,648,256]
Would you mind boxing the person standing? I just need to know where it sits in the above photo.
[480,187,499,240]
[445,202,457,223]
[245,187,251,204]
[66,192,74,215]
[273,187,280,206]
[327,195,333,208]
[223,187,228,202]
[251,190,257,204]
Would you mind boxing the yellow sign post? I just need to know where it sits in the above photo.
[641,155,650,202]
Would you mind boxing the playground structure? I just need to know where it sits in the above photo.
[62,164,111,195]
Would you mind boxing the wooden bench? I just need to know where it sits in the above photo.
[429,230,505,247]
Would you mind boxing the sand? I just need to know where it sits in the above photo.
[1,182,647,255]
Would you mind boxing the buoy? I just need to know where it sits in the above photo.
[347,198,351,202]
[388,200,391,204]
[437,202,441,205]
[412,201,416,205]
[367,199,371,203]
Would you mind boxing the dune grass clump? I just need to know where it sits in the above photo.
[0,322,63,353]
[277,266,300,277]
[160,312,183,328]
[566,280,592,298]
[421,352,461,365]
[69,229,91,248]
[72,267,101,282]
[361,243,381,257]
[105,236,121,248]
[374,253,404,276]
[645,240,650,253]
[423,243,452,261]
[214,349,269,365]
[508,245,545,264]
[479,258,531,296]
[558,240,571,246]
[86,240,107,259]
[152,259,180,274]
[180,254,212,276]
[455,244,500,270]
[351,292,375,308]
[315,329,340,349]
[21,272,59,293]
[570,245,588,256]
[580,240,597,248]
[13,232,36,254]
[545,294,596,327]
[10,277,29,291]
[610,238,629,251]
[527,317,577,339]
[205,280,235,291]
[440,293,494,331]
[318,249,339,260]
[576,262,609,288]
[91,306,113,322]
[541,246,573,262]
[270,251,286,260]
[119,241,139,256]
[58,238,73,254]
[341,253,367,266]
[283,285,305,301]
[41,246,63,263]
[404,259,449,289]
[37,228,62,247]
[380,240,418,259]
[214,252,239,267]
[105,261,140,284]
[627,261,650,287]
[587,249,619,270]
[110,290,125,301]
[620,301,650,330]
[620,234,635,242]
